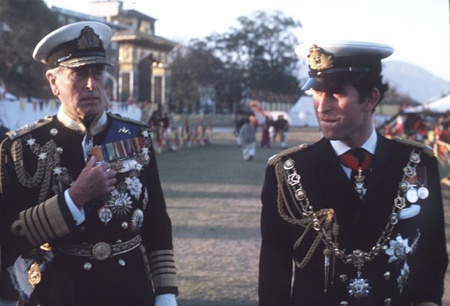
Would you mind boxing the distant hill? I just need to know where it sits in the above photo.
[296,60,449,104]
[383,60,449,103]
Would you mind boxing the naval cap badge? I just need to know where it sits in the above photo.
[308,45,334,71]
[77,26,101,50]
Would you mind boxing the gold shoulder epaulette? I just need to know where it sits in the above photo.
[392,136,434,157]
[6,116,53,140]
[108,112,149,127]
[268,144,310,166]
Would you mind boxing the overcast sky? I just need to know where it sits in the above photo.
[46,0,450,81]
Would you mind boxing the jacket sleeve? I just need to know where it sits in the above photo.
[139,135,178,296]
[409,154,448,305]
[0,138,77,254]
[259,165,294,305]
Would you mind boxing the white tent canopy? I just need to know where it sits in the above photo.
[288,95,319,127]
[404,94,450,113]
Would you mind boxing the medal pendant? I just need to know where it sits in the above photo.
[347,271,371,299]
[28,262,42,288]
[354,168,366,197]
[417,187,429,200]
[98,206,113,224]
[406,188,418,203]
[355,183,367,196]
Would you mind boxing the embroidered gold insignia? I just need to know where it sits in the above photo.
[308,45,334,71]
[28,262,41,288]
[118,127,131,134]
[77,26,100,49]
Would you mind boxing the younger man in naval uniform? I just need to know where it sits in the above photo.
[259,41,448,305]
[0,22,178,305]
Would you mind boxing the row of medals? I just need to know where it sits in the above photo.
[405,183,429,203]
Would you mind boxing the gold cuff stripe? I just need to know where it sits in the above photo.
[150,255,175,265]
[152,267,177,275]
[20,210,39,246]
[148,249,177,288]
[29,205,50,243]
[149,249,174,258]
[22,205,50,247]
[19,196,70,246]
[152,274,177,289]
[37,202,57,240]
[42,196,70,238]
[150,261,176,270]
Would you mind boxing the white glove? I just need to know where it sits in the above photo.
[154,294,177,306]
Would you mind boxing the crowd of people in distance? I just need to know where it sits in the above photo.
[384,115,450,186]
[148,111,212,153]
[234,113,290,161]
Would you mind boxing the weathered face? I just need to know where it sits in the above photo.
[48,65,105,122]
[312,84,375,147]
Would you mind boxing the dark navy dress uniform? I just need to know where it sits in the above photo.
[0,111,177,305]
[259,135,448,305]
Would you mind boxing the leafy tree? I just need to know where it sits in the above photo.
[168,39,224,113]
[0,0,59,98]
[206,11,303,106]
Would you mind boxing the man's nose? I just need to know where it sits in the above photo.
[315,93,332,113]
[86,74,96,91]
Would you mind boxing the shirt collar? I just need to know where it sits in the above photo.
[330,128,377,156]
[57,106,108,135]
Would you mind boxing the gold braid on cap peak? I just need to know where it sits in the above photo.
[392,137,434,157]
[267,144,310,166]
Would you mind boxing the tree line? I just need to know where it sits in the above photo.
[0,2,416,112]
[0,0,59,99]
[167,11,303,113]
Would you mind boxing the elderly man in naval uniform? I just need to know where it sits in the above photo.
[0,21,178,306]
[259,41,448,306]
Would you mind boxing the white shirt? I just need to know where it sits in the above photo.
[330,128,378,179]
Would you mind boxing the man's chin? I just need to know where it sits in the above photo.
[320,128,340,140]
[77,107,103,121]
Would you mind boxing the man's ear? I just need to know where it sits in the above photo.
[46,71,59,96]
[363,88,380,112]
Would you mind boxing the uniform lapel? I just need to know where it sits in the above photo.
[352,135,405,247]
[308,139,362,245]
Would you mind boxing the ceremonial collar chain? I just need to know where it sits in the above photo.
[280,149,421,297]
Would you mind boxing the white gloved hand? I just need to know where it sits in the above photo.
[154,294,177,306]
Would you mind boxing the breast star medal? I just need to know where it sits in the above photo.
[347,271,371,299]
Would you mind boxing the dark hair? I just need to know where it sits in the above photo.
[352,74,390,108]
